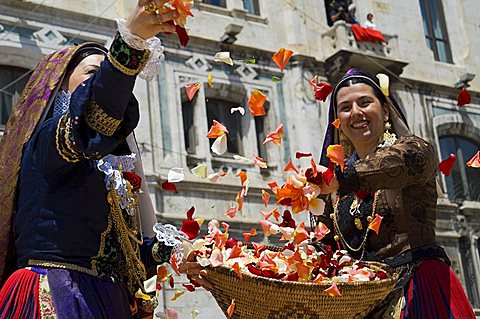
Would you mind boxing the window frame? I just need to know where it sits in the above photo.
[0,65,30,129]
[242,0,261,16]
[419,0,453,63]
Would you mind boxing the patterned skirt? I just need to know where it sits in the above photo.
[400,259,475,319]
[0,268,132,319]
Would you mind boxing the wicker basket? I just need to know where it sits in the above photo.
[205,261,397,319]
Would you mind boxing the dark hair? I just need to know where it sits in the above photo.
[333,76,387,108]
[367,13,373,19]
[65,44,107,75]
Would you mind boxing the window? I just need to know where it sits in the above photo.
[1,66,29,126]
[439,136,480,201]
[182,100,195,154]
[201,0,226,7]
[243,0,260,15]
[254,102,270,160]
[419,0,453,63]
[207,98,242,155]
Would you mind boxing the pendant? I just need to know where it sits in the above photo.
[354,218,363,230]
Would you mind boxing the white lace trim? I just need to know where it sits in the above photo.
[153,223,188,262]
[116,18,165,81]
[53,91,71,117]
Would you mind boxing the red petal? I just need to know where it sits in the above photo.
[162,181,178,193]
[438,154,456,176]
[182,283,196,292]
[181,220,200,240]
[295,152,312,159]
[186,206,195,220]
[283,158,299,173]
[272,48,294,71]
[176,25,190,47]
[457,88,471,107]
[267,181,279,194]
[322,162,335,185]
[169,276,175,288]
[225,207,236,218]
[466,151,480,168]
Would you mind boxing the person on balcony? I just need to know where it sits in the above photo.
[346,4,360,25]
[315,68,475,318]
[329,0,349,24]
[0,1,207,318]
[364,13,377,29]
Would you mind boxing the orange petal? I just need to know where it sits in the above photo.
[206,120,229,138]
[332,118,341,128]
[236,187,245,211]
[267,181,279,195]
[259,220,273,237]
[225,207,236,218]
[272,48,294,71]
[170,254,180,275]
[368,214,384,235]
[248,90,267,116]
[466,151,480,168]
[283,158,300,174]
[296,264,311,280]
[232,262,242,279]
[185,83,201,101]
[324,281,341,297]
[261,190,270,207]
[263,124,284,146]
[235,171,248,186]
[157,265,168,281]
[227,299,235,318]
[314,222,330,240]
[326,144,345,172]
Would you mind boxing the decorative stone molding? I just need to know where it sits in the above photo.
[33,27,66,46]
[185,54,212,72]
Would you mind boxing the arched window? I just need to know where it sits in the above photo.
[439,135,480,201]
[0,65,29,126]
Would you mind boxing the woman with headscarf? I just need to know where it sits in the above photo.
[315,68,475,318]
[0,1,206,318]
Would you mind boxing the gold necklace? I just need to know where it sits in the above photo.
[331,191,380,259]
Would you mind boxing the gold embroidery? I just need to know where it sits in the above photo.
[55,114,81,163]
[38,273,57,319]
[84,100,122,137]
[90,204,113,277]
[107,50,150,76]
[27,259,97,276]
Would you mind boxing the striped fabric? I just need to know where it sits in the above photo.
[401,259,475,319]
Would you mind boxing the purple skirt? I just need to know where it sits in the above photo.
[0,268,132,319]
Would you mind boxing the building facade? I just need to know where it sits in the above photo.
[0,0,479,317]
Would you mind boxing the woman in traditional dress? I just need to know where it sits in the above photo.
[0,1,206,318]
[316,68,475,318]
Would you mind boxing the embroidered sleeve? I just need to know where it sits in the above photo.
[108,32,150,76]
[84,100,122,137]
[152,223,189,264]
[337,135,437,195]
[55,113,82,163]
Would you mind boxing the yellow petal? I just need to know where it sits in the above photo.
[376,73,389,96]
[171,290,185,302]
[191,164,208,178]
[208,72,214,88]
[214,51,234,66]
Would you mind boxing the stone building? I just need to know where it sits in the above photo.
[0,0,479,317]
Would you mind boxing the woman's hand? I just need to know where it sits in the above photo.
[126,0,178,39]
[320,174,339,195]
[178,251,213,290]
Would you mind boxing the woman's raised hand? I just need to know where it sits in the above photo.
[126,0,179,39]
[178,250,213,290]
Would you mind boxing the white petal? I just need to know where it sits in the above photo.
[309,198,326,216]
[230,106,245,115]
[233,154,251,163]
[376,73,389,96]
[167,167,185,183]
[211,134,228,155]
[191,164,208,178]
[214,51,234,66]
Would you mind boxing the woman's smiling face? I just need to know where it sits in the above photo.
[336,83,389,155]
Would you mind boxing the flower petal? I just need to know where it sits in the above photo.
[309,198,326,216]
[466,151,480,168]
[232,262,242,279]
[166,307,179,319]
[170,290,185,302]
[227,299,235,318]
[295,152,312,159]
[185,83,201,101]
[207,72,214,88]
[324,282,341,297]
[376,73,389,96]
[168,167,185,183]
[283,158,300,174]
[368,214,383,235]
[225,207,236,218]
[326,144,345,172]
[206,120,229,138]
[162,181,178,193]
[230,106,245,115]
[191,163,208,178]
[272,48,294,71]
[248,90,267,116]
[332,118,341,128]
[261,190,270,207]
[458,88,471,107]
[253,156,268,168]
[263,124,284,145]
[214,51,234,66]
[314,222,330,240]
[211,134,228,155]
[438,154,456,176]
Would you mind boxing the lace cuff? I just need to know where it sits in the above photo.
[153,223,188,262]
[116,18,165,81]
